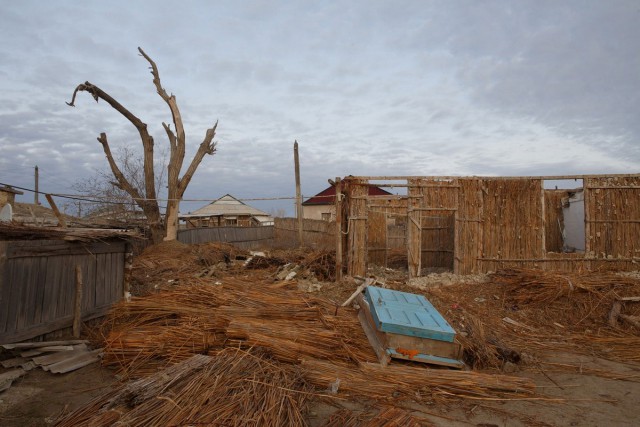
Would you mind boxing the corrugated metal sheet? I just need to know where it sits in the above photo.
[364,286,456,342]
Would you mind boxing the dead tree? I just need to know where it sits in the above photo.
[67,47,217,243]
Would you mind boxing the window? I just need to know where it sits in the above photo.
[321,212,332,221]
[225,218,237,226]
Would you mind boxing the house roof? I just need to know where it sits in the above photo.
[180,194,272,218]
[302,185,392,206]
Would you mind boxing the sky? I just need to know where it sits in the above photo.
[1,1,639,216]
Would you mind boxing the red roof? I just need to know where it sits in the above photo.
[302,185,392,205]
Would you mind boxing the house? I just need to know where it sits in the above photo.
[180,194,273,228]
[0,185,23,221]
[302,184,392,221]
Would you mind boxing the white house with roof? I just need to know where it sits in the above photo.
[180,194,273,228]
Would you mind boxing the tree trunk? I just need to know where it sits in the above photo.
[68,48,218,245]
[164,200,180,241]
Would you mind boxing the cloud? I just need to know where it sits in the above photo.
[0,1,638,217]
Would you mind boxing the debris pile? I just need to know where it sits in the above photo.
[57,350,310,427]
[0,340,101,393]
[419,268,640,369]
[130,240,249,294]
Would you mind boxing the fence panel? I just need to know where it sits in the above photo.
[178,226,274,250]
[0,239,126,343]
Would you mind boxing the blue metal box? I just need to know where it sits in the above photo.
[364,286,456,343]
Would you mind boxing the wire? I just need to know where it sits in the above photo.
[0,180,336,209]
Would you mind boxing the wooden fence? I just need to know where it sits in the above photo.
[273,217,335,249]
[178,226,274,250]
[0,239,127,343]
[339,174,640,277]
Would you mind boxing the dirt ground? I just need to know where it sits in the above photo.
[2,258,639,426]
[0,363,116,426]
[2,350,638,426]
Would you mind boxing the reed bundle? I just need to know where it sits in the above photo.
[100,282,376,377]
[57,350,310,427]
[424,268,640,371]
[491,269,640,306]
[302,359,536,402]
[321,407,425,427]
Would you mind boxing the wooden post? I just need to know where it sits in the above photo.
[540,180,546,257]
[73,265,83,338]
[34,165,39,205]
[335,177,343,281]
[294,141,304,246]
[45,194,67,228]
[123,242,134,301]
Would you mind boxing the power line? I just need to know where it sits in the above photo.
[1,180,335,206]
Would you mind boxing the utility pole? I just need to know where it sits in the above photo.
[34,165,39,205]
[294,141,303,246]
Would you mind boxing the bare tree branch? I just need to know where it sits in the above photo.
[97,133,145,205]
[178,121,218,195]
[66,80,158,208]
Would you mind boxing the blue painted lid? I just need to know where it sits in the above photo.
[364,286,456,342]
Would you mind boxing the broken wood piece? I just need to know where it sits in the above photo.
[46,349,103,374]
[609,301,622,327]
[0,368,26,392]
[33,347,92,367]
[20,349,43,358]
[341,278,374,307]
[21,361,37,371]
[618,296,640,302]
[619,314,640,328]
[355,294,390,366]
[45,193,67,228]
[37,345,75,352]
[502,317,535,331]
[0,357,27,368]
[105,354,211,409]
[73,264,84,338]
[1,340,88,350]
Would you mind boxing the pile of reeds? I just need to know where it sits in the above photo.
[302,250,337,281]
[245,254,287,269]
[57,350,310,427]
[99,281,378,377]
[321,407,424,427]
[130,240,249,294]
[302,359,535,402]
[491,268,640,306]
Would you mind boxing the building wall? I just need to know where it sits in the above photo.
[302,205,335,221]
[0,191,16,211]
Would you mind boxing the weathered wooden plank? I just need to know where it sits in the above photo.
[82,254,96,313]
[32,256,48,328]
[7,240,126,259]
[0,305,112,343]
[1,340,87,350]
[32,346,88,367]
[95,253,107,307]
[0,368,26,392]
[20,258,37,331]
[355,294,389,366]
[1,357,28,368]
[0,242,13,333]
[46,349,103,374]
[5,257,25,335]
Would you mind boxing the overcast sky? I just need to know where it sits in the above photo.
[1,1,638,216]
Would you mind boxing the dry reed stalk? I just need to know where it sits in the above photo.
[302,359,535,402]
[57,349,311,427]
[321,407,426,427]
